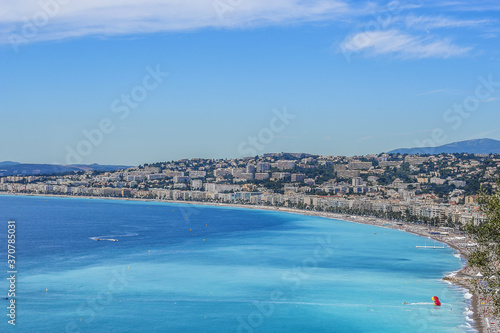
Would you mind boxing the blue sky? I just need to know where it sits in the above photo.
[1,0,500,165]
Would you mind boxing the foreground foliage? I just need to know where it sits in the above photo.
[466,185,500,315]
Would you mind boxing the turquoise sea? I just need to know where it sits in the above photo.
[0,195,473,332]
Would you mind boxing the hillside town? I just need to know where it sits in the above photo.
[1,152,499,227]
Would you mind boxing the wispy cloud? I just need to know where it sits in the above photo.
[471,96,500,103]
[480,32,498,39]
[0,0,349,45]
[485,97,500,102]
[472,129,500,139]
[421,0,500,12]
[340,30,471,59]
[405,15,493,31]
[438,2,500,12]
[415,89,452,96]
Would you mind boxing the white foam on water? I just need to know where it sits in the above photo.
[446,271,457,277]
[459,322,478,333]
[409,302,434,305]
[89,232,138,241]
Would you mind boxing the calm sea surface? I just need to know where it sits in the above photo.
[0,195,473,332]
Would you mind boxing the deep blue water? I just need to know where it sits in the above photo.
[0,195,473,332]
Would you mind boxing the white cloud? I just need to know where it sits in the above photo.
[415,89,450,96]
[418,0,500,12]
[471,97,500,103]
[405,15,493,30]
[0,0,348,45]
[340,30,471,59]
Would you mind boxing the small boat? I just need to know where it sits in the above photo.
[95,238,117,242]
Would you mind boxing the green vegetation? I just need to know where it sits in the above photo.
[466,184,500,315]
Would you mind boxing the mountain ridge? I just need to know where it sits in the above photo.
[388,138,500,155]
[0,163,132,177]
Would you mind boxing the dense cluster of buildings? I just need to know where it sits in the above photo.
[1,152,498,226]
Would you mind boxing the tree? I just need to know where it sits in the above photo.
[466,184,500,315]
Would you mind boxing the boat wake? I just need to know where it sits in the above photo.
[90,237,118,242]
[89,232,138,242]
[408,302,434,305]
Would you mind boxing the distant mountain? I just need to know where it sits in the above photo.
[388,138,500,155]
[0,163,133,177]
[0,161,20,167]
[70,163,133,172]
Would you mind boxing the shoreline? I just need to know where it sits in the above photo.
[1,192,493,332]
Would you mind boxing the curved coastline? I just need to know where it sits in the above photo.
[0,192,487,332]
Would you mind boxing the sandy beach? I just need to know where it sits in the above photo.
[2,192,498,332]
